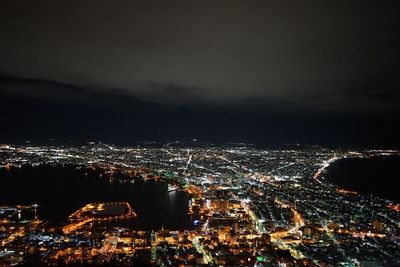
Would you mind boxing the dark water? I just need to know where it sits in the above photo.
[326,155,400,202]
[0,165,192,230]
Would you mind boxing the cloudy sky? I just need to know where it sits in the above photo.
[0,1,399,147]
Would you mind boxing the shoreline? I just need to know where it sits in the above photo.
[324,155,400,203]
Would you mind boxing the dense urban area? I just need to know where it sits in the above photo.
[0,142,399,266]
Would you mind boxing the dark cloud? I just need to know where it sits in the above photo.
[1,1,398,103]
[0,74,87,95]
[0,1,399,147]
[352,86,400,102]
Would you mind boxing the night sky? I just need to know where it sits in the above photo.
[0,1,399,147]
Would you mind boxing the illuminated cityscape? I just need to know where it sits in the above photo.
[0,143,399,266]
[1,1,399,266]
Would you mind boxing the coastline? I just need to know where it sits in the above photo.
[325,155,400,202]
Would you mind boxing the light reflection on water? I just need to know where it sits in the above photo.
[0,165,193,230]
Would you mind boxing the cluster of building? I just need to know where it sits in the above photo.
[0,142,399,266]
